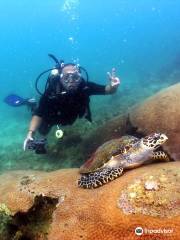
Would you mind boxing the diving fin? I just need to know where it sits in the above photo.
[4,94,28,107]
[4,94,37,112]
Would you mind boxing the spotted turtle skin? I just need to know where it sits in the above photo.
[78,133,169,189]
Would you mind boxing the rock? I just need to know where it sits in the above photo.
[0,162,179,240]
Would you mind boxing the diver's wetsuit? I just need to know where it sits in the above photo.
[34,81,106,135]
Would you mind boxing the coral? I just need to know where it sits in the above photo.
[81,114,128,159]
[118,168,180,218]
[11,195,59,240]
[129,83,180,160]
[0,171,61,239]
[0,204,12,240]
[0,203,11,215]
[0,163,179,240]
[82,83,180,163]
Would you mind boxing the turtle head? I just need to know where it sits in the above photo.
[141,133,168,150]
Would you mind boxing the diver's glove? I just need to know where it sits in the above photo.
[23,130,34,151]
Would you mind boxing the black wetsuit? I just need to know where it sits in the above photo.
[34,81,106,135]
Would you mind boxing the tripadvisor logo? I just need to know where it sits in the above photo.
[135,226,143,236]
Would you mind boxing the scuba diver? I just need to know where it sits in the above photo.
[23,54,120,151]
[6,54,120,151]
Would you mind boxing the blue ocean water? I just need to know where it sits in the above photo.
[0,0,180,171]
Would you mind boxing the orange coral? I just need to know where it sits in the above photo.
[118,167,180,218]
[129,83,180,160]
[83,83,180,162]
[0,163,179,240]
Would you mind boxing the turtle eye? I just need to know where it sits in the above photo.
[154,136,160,141]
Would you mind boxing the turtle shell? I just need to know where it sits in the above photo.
[79,135,139,173]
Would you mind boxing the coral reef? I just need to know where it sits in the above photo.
[129,83,180,160]
[0,204,12,240]
[0,162,179,240]
[81,114,128,159]
[118,167,179,218]
[83,83,180,163]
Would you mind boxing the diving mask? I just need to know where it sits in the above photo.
[60,72,82,92]
[61,72,81,83]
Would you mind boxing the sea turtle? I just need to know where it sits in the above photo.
[78,133,170,189]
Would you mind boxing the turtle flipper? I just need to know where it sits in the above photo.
[152,151,170,162]
[78,167,123,189]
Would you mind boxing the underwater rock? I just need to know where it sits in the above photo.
[129,82,180,160]
[0,162,179,240]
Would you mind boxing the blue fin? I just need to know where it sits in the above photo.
[4,94,27,107]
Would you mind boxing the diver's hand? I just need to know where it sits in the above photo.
[23,131,34,151]
[107,68,120,87]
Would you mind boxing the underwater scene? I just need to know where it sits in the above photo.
[0,0,179,239]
